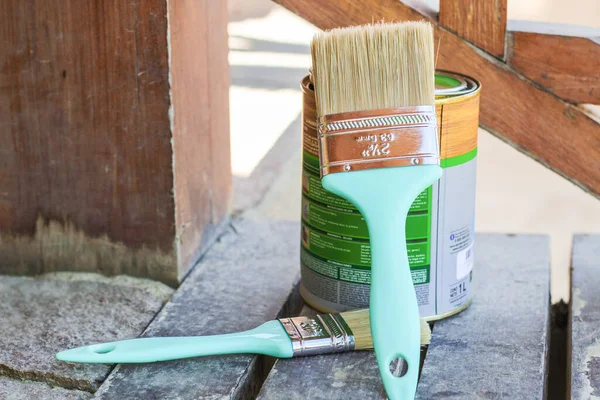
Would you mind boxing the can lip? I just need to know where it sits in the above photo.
[435,70,478,97]
[305,70,480,99]
[302,75,315,97]
[435,72,467,94]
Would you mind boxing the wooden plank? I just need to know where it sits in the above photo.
[508,32,600,104]
[257,306,385,400]
[94,219,303,399]
[272,0,600,199]
[257,234,551,399]
[168,0,232,280]
[0,377,91,400]
[418,234,550,398]
[570,234,600,399]
[0,0,231,285]
[0,275,166,392]
[439,0,507,59]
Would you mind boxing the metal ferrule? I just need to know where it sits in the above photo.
[318,105,439,177]
[279,314,355,357]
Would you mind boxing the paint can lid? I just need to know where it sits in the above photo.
[435,71,478,97]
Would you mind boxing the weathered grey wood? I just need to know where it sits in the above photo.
[418,234,550,399]
[0,377,91,400]
[258,233,550,399]
[257,305,385,400]
[94,219,302,400]
[0,275,166,393]
[570,234,600,399]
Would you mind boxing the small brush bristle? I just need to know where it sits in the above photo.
[311,21,435,117]
[339,309,431,350]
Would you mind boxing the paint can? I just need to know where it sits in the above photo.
[299,71,480,320]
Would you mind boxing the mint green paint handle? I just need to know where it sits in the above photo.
[55,320,293,364]
[323,165,442,400]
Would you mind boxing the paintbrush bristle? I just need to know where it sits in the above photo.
[311,21,435,116]
[339,309,431,350]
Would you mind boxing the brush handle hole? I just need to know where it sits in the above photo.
[90,343,117,354]
[389,357,409,378]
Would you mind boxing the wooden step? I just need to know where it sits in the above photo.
[257,233,551,399]
[95,219,303,399]
[93,221,552,398]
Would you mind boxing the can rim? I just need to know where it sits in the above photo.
[435,73,467,94]
[435,71,478,96]
[306,70,479,98]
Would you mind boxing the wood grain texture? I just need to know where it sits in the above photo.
[439,0,507,59]
[169,0,232,280]
[272,0,600,198]
[437,90,480,159]
[0,0,231,284]
[0,0,173,249]
[508,32,600,104]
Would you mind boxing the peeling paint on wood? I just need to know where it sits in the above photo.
[571,234,600,399]
[0,216,177,286]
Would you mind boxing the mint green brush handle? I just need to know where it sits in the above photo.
[323,165,441,400]
[55,321,293,364]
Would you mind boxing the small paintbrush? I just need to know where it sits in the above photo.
[56,309,430,364]
[311,22,440,399]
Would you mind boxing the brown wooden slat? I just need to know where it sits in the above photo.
[0,1,172,249]
[439,0,507,59]
[508,32,600,104]
[168,0,232,278]
[272,0,600,198]
[0,0,231,285]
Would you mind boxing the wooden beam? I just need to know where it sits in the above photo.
[272,0,600,198]
[508,32,600,104]
[439,0,507,59]
[169,0,232,278]
[0,0,231,285]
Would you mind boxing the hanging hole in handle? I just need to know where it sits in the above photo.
[90,343,117,354]
[389,357,409,377]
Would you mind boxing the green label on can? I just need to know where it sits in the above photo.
[301,151,433,285]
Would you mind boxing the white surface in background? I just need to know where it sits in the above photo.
[229,51,311,68]
[228,9,317,177]
[506,21,600,40]
[475,130,600,302]
[404,0,600,36]
[228,8,317,44]
[229,87,300,177]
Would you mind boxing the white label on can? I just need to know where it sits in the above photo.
[456,242,474,280]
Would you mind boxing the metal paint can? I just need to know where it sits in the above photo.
[299,71,481,321]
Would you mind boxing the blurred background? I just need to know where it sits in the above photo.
[227,0,600,303]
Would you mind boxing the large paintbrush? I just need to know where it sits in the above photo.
[311,22,440,399]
